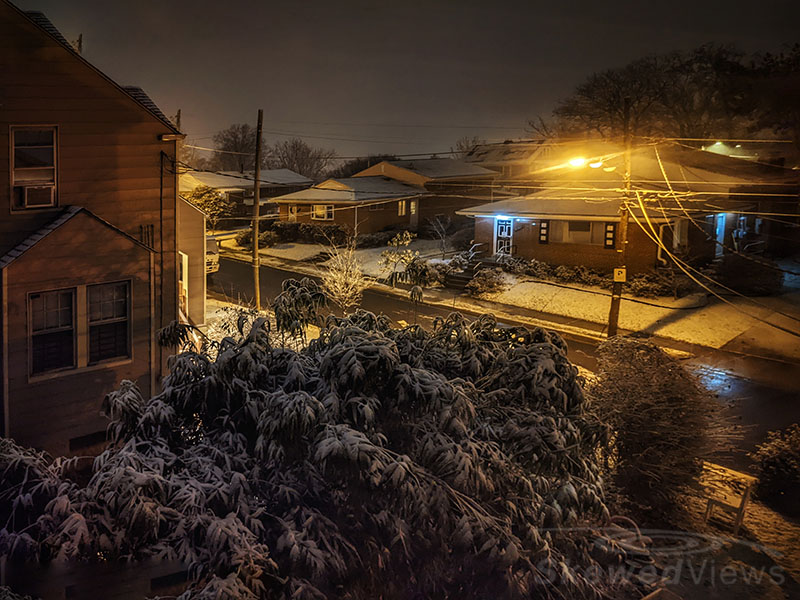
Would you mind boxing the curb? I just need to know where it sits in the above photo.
[217,249,800,367]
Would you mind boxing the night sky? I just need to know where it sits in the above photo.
[14,0,800,158]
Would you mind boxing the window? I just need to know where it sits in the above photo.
[538,220,549,244]
[548,221,607,245]
[398,200,407,217]
[604,222,617,249]
[311,204,333,220]
[410,200,417,215]
[30,289,74,374]
[88,282,130,364]
[11,127,57,209]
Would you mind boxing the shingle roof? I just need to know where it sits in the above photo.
[386,158,497,179]
[273,176,424,205]
[180,169,312,193]
[0,207,151,269]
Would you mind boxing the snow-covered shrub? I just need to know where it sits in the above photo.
[750,424,800,516]
[586,337,736,521]
[354,230,397,248]
[299,223,348,246]
[234,229,279,250]
[497,255,528,275]
[404,258,439,287]
[465,267,506,296]
[1,311,626,599]
[450,226,474,251]
[271,278,327,340]
[711,253,784,296]
[271,221,303,243]
[235,228,254,248]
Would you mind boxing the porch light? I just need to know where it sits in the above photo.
[589,160,603,168]
[569,157,587,167]
[495,215,512,220]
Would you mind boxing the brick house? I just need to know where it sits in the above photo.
[353,158,499,228]
[1,3,183,455]
[272,176,426,234]
[457,142,791,274]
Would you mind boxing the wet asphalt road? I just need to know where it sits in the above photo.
[210,257,800,470]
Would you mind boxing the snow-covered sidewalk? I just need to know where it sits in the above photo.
[480,273,800,360]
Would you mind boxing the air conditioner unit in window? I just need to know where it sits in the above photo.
[23,185,55,208]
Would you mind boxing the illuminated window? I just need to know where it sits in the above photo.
[410,200,417,215]
[88,282,130,364]
[11,127,57,209]
[398,200,407,217]
[311,205,333,220]
[30,289,74,374]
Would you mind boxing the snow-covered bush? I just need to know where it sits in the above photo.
[465,267,507,296]
[1,311,623,599]
[750,423,800,516]
[271,278,327,340]
[586,337,736,520]
[403,258,439,287]
[354,230,397,249]
[450,226,474,251]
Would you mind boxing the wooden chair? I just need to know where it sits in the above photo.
[702,463,757,536]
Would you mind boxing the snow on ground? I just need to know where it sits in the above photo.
[347,238,449,278]
[482,273,800,352]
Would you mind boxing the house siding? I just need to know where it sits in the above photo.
[277,201,416,234]
[3,213,153,455]
[0,4,178,454]
[473,217,661,274]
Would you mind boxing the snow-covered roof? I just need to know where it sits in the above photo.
[464,140,548,165]
[273,176,424,205]
[457,187,753,222]
[220,169,313,186]
[180,169,312,193]
[381,158,497,179]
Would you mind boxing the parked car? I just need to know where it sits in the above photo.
[206,237,220,275]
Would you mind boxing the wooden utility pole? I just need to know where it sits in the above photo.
[607,98,632,337]
[252,109,263,310]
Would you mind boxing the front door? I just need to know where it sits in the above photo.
[495,218,512,255]
[715,213,726,258]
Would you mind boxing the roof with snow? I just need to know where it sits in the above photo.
[457,187,753,222]
[364,158,497,180]
[180,169,312,193]
[0,206,150,269]
[272,176,425,205]
[464,140,548,165]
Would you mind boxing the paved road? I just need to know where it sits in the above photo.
[210,257,800,470]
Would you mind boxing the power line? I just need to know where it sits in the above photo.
[630,190,800,337]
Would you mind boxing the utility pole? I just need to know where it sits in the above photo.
[252,109,263,310]
[607,98,632,337]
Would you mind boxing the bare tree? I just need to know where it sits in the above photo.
[320,239,371,314]
[426,215,452,259]
[450,135,484,158]
[525,115,559,139]
[212,123,268,172]
[268,138,337,181]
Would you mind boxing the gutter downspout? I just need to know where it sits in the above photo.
[657,223,668,266]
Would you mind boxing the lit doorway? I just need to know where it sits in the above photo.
[495,218,512,255]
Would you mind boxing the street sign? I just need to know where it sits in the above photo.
[613,267,627,283]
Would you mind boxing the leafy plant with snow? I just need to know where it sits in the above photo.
[378,230,418,286]
[270,278,327,342]
[465,267,507,296]
[184,185,236,232]
[319,240,370,315]
[750,423,800,516]
[1,311,624,599]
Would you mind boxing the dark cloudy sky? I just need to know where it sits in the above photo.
[14,0,800,159]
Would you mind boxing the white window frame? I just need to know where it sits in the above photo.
[311,204,334,221]
[10,125,58,211]
[494,218,513,255]
[398,200,407,217]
